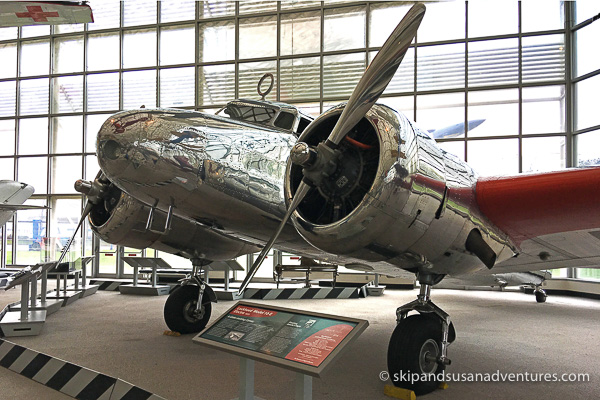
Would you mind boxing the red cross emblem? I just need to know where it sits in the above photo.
[15,5,59,22]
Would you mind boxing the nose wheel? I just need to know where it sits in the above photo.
[534,287,547,303]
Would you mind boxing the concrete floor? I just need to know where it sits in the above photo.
[0,286,598,400]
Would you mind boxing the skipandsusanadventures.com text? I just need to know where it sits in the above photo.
[379,370,590,384]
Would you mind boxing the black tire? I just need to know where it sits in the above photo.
[387,314,445,395]
[535,290,547,303]
[164,285,212,334]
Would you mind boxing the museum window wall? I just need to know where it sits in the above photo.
[0,1,596,282]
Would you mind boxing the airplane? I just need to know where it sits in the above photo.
[51,3,600,395]
[0,1,93,27]
[428,119,485,140]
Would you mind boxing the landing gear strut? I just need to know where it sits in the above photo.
[163,259,217,334]
[387,273,455,395]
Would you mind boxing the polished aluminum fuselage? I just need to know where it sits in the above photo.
[95,105,516,277]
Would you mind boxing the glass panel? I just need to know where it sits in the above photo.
[437,141,465,161]
[576,130,600,167]
[123,70,157,109]
[239,61,277,99]
[15,199,47,265]
[0,81,16,117]
[576,23,600,78]
[281,1,320,10]
[522,136,565,173]
[5,219,13,264]
[160,67,195,108]
[468,1,518,37]
[239,1,277,14]
[87,0,120,31]
[19,78,49,115]
[378,95,414,121]
[18,117,48,155]
[416,93,465,139]
[522,86,566,135]
[0,120,15,156]
[199,1,235,18]
[199,20,235,62]
[160,26,195,65]
[369,3,412,47]
[467,139,519,176]
[0,43,17,79]
[369,49,415,95]
[0,158,14,180]
[17,157,48,194]
[86,114,111,153]
[0,27,18,41]
[239,16,277,59]
[49,198,81,261]
[576,268,600,281]
[521,1,564,33]
[123,0,156,26]
[51,156,82,194]
[52,75,84,113]
[467,89,518,137]
[21,25,50,38]
[160,0,196,22]
[87,72,120,112]
[52,116,83,154]
[522,34,565,83]
[53,36,83,74]
[576,74,600,130]
[291,102,320,117]
[324,6,365,51]
[123,29,157,68]
[85,155,100,181]
[417,43,465,91]
[576,1,599,24]
[99,238,117,275]
[87,33,120,71]
[549,268,567,278]
[281,11,320,56]
[20,40,49,76]
[199,64,235,106]
[280,57,320,102]
[324,53,365,98]
[468,38,519,87]
[417,1,465,43]
[54,22,84,34]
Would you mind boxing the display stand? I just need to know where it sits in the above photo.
[210,260,244,300]
[0,264,53,337]
[78,256,99,297]
[366,273,386,296]
[195,302,368,400]
[119,258,171,296]
[9,265,63,316]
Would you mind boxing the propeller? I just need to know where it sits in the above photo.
[54,173,110,267]
[237,3,426,295]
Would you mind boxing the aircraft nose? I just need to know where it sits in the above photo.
[96,110,157,181]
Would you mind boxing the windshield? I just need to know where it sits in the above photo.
[220,103,277,124]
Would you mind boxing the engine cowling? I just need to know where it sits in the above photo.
[285,104,420,260]
[89,181,260,260]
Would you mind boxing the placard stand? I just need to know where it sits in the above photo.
[236,357,312,400]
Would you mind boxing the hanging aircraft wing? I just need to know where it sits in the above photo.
[0,180,47,227]
[0,1,93,27]
[475,167,600,273]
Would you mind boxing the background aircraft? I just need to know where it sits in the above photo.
[51,4,600,395]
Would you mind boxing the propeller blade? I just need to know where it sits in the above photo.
[237,180,311,295]
[55,201,93,266]
[325,3,425,147]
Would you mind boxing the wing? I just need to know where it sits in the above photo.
[476,167,600,273]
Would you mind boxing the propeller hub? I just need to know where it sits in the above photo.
[290,142,317,167]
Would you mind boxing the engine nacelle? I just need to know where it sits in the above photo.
[285,104,420,260]
[89,183,259,261]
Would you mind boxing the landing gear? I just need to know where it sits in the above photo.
[388,273,455,395]
[163,259,217,334]
[534,287,547,303]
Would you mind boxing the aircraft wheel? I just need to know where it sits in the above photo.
[164,285,212,334]
[387,314,445,395]
[535,289,547,303]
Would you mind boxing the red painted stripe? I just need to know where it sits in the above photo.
[476,167,600,245]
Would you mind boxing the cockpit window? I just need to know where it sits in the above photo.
[297,117,311,133]
[274,111,295,130]
[224,104,277,124]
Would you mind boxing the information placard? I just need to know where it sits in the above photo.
[193,301,368,377]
